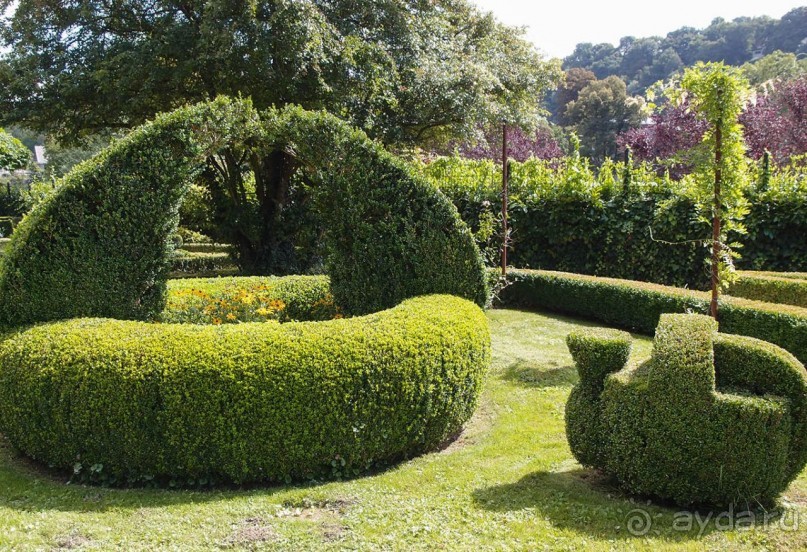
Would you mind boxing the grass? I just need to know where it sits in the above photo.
[1,309,805,550]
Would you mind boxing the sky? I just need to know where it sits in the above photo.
[472,0,806,59]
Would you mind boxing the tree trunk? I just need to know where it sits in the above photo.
[710,122,722,320]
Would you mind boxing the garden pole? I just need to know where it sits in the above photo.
[710,112,723,320]
[501,124,509,277]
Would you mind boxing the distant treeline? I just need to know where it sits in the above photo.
[562,7,807,94]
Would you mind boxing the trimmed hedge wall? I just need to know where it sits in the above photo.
[0,97,258,326]
[268,107,488,315]
[0,100,487,326]
[170,250,237,275]
[0,294,490,485]
[727,272,807,308]
[419,156,807,288]
[567,314,807,507]
[498,269,807,365]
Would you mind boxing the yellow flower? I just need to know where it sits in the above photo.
[226,313,237,321]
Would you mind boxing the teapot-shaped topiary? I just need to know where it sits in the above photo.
[566,313,807,507]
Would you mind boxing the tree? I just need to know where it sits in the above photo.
[565,76,646,163]
[552,68,597,125]
[450,124,563,163]
[741,77,807,163]
[680,62,749,319]
[0,0,561,273]
[741,51,807,87]
[617,102,708,177]
[0,128,30,171]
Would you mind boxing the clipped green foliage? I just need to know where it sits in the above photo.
[567,328,632,394]
[499,269,807,365]
[567,314,807,506]
[0,97,259,326]
[727,272,807,308]
[170,250,236,275]
[266,107,488,315]
[0,101,487,325]
[565,328,632,467]
[0,294,490,485]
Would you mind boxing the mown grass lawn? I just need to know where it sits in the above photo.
[1,309,805,551]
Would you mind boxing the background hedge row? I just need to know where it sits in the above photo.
[417,156,807,289]
[727,271,807,308]
[0,294,490,485]
[498,269,807,365]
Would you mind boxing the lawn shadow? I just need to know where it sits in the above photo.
[0,434,361,514]
[472,468,734,543]
[501,359,577,388]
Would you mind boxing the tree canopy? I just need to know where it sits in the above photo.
[565,76,646,163]
[0,127,30,171]
[0,0,561,147]
[563,8,807,95]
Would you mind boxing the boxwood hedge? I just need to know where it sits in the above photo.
[727,272,807,308]
[0,99,487,326]
[498,269,807,365]
[0,294,490,485]
[567,314,807,506]
[0,97,258,326]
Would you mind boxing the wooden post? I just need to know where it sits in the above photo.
[501,124,509,277]
[710,113,723,320]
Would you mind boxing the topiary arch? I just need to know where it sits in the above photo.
[0,98,491,485]
[0,97,487,326]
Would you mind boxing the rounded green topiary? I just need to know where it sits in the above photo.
[566,313,807,507]
[0,100,491,486]
[0,97,259,326]
[565,328,632,467]
[0,294,490,485]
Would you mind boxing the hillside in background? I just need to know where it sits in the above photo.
[563,7,807,95]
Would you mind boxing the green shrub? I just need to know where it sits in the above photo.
[418,155,807,286]
[269,107,488,315]
[419,156,712,289]
[566,328,632,394]
[0,101,487,326]
[737,271,807,281]
[0,294,490,485]
[180,243,231,253]
[727,272,807,308]
[170,251,236,274]
[498,269,807,365]
[0,97,259,326]
[741,172,807,271]
[565,328,632,467]
[567,313,807,506]
[161,275,337,324]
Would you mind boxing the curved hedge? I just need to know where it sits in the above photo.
[727,272,807,308]
[566,314,807,507]
[0,99,486,327]
[498,269,807,365]
[0,97,258,326]
[266,107,488,315]
[0,294,490,485]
